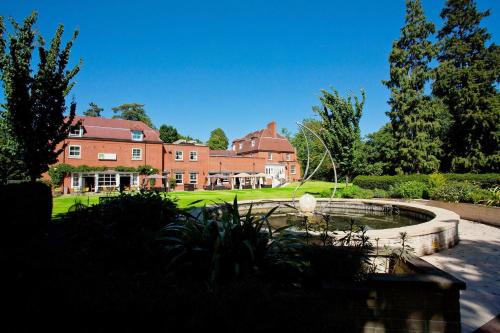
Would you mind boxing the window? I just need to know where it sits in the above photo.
[98,174,116,187]
[175,151,183,160]
[132,148,142,160]
[232,144,235,151]
[68,145,81,158]
[268,152,272,160]
[286,153,291,161]
[175,173,183,184]
[189,151,198,161]
[69,126,82,137]
[72,174,80,188]
[291,165,296,174]
[131,130,143,141]
[251,139,255,147]
[132,173,139,186]
[239,143,242,149]
[189,173,198,184]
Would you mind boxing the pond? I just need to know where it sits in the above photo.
[267,207,431,230]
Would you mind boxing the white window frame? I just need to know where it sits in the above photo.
[71,173,81,188]
[175,173,183,184]
[268,152,272,161]
[239,143,242,149]
[131,173,139,186]
[68,145,81,159]
[132,148,142,160]
[69,126,83,137]
[291,165,296,175]
[175,151,183,161]
[286,153,291,161]
[98,174,117,187]
[131,130,144,141]
[189,173,198,184]
[189,151,198,161]
[251,139,255,147]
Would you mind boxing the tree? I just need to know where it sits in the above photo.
[207,128,229,150]
[382,0,442,174]
[112,103,154,128]
[180,134,203,144]
[433,0,499,172]
[314,88,365,184]
[159,124,180,143]
[363,123,397,175]
[83,102,103,117]
[0,12,80,182]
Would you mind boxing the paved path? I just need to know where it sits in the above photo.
[422,220,500,333]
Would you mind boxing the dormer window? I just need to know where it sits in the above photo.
[69,125,83,137]
[251,139,255,147]
[239,143,242,149]
[131,130,143,141]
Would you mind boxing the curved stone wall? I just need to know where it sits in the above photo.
[231,198,460,256]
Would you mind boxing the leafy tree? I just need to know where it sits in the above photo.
[314,88,365,184]
[0,12,80,182]
[363,123,397,175]
[180,134,203,144]
[112,103,154,128]
[159,124,180,143]
[383,0,442,174]
[0,115,25,183]
[433,0,499,172]
[83,102,103,117]
[207,128,229,150]
[292,118,333,181]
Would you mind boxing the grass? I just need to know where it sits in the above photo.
[52,181,344,217]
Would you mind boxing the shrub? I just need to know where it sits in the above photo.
[340,185,374,199]
[353,174,429,190]
[444,173,500,188]
[389,181,429,199]
[372,188,389,198]
[48,163,74,186]
[0,182,52,236]
[467,188,497,205]
[431,182,479,203]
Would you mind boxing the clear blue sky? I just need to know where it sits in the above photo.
[1,0,499,142]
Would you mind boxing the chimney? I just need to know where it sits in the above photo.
[267,121,277,137]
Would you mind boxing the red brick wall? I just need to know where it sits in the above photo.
[163,144,210,190]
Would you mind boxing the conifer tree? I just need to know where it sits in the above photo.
[383,0,442,174]
[83,102,103,117]
[433,0,499,172]
[207,128,229,150]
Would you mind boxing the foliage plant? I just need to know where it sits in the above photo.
[83,102,103,117]
[158,197,303,289]
[383,0,443,174]
[340,185,374,199]
[314,88,365,184]
[207,128,229,150]
[159,123,180,143]
[0,12,81,182]
[433,0,499,172]
[430,181,479,203]
[112,103,154,128]
[389,181,429,199]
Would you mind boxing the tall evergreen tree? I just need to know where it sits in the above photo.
[0,12,80,182]
[314,88,365,184]
[433,0,499,172]
[112,103,154,128]
[383,0,442,174]
[83,102,103,117]
[207,128,229,150]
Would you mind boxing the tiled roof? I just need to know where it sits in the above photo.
[71,116,162,142]
[232,121,295,154]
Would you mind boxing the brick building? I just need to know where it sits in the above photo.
[53,117,300,192]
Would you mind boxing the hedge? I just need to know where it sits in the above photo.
[353,173,500,190]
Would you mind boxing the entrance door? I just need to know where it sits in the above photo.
[120,175,131,192]
[82,176,95,192]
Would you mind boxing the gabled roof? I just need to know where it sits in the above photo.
[71,116,162,142]
[232,121,295,154]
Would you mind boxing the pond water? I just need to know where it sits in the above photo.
[267,208,430,231]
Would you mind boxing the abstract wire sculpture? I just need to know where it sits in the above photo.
[292,121,338,213]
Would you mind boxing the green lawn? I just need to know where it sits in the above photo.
[52,181,344,217]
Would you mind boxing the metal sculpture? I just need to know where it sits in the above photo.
[292,121,338,214]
